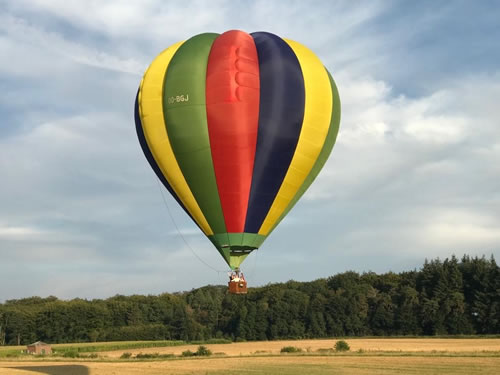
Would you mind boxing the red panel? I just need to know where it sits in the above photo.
[206,30,260,233]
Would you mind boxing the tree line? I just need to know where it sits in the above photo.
[0,254,498,345]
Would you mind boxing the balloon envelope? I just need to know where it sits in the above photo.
[135,30,341,270]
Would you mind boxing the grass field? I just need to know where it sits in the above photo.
[0,338,499,374]
[0,339,230,358]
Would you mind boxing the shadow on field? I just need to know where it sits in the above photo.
[5,365,89,375]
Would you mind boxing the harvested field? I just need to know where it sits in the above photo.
[1,356,500,375]
[98,338,500,358]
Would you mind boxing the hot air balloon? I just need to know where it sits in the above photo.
[135,30,340,294]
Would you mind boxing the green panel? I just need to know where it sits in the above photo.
[227,233,243,246]
[208,232,266,269]
[227,253,250,270]
[268,69,341,234]
[212,233,230,248]
[209,232,263,250]
[250,234,267,248]
[242,232,258,247]
[163,33,227,234]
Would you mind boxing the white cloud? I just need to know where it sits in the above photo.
[0,14,145,76]
[307,72,500,202]
[423,209,500,246]
[7,0,229,41]
[0,225,42,237]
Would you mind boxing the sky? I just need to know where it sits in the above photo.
[1,0,499,301]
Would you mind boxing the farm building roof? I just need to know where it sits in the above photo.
[28,341,50,346]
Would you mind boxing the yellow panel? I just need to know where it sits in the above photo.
[258,39,333,235]
[139,41,213,235]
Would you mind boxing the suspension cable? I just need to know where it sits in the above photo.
[155,179,228,274]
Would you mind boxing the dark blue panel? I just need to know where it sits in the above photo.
[244,32,305,233]
[134,90,199,228]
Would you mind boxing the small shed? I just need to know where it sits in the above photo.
[27,341,52,355]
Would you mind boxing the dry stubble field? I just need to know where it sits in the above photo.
[97,337,500,357]
[1,338,499,375]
